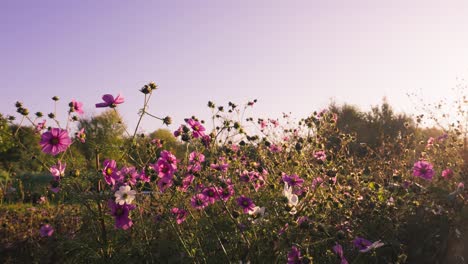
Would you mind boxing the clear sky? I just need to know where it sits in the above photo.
[1,0,467,133]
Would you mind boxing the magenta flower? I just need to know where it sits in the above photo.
[287,246,302,264]
[441,168,454,180]
[189,151,205,163]
[108,200,136,230]
[412,160,435,180]
[34,119,46,133]
[178,174,195,192]
[202,187,219,204]
[95,93,125,108]
[157,176,174,192]
[40,128,72,156]
[39,224,54,237]
[219,185,235,202]
[119,166,139,186]
[236,195,255,214]
[185,118,205,138]
[314,150,327,161]
[191,193,209,210]
[282,174,304,189]
[269,144,282,153]
[75,128,86,143]
[353,237,372,251]
[171,208,188,224]
[70,99,84,115]
[333,243,349,264]
[102,159,118,185]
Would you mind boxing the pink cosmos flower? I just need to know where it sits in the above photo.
[185,118,206,138]
[34,120,46,133]
[269,144,282,153]
[70,99,84,115]
[236,195,255,214]
[95,93,125,108]
[333,243,349,264]
[119,166,139,186]
[178,174,195,192]
[102,159,118,185]
[40,224,54,237]
[314,150,327,161]
[108,200,136,230]
[40,128,72,156]
[157,176,174,192]
[219,185,235,202]
[171,208,188,224]
[412,160,435,180]
[202,187,219,204]
[441,168,454,180]
[287,246,302,264]
[282,174,304,187]
[75,128,86,143]
[50,161,66,181]
[191,193,209,210]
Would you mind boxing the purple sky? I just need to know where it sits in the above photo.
[1,0,467,133]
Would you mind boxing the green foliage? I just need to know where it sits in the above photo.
[76,110,127,166]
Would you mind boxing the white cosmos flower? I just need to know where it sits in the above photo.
[248,206,266,224]
[115,185,136,205]
[283,182,299,207]
[248,206,265,216]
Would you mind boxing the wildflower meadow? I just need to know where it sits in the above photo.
[0,84,466,264]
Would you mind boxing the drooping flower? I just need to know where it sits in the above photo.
[191,193,209,210]
[114,185,137,205]
[39,224,54,237]
[40,128,72,156]
[412,160,435,180]
[353,237,384,252]
[171,207,188,224]
[95,93,125,108]
[353,237,372,251]
[50,161,66,181]
[287,246,302,264]
[441,168,454,180]
[333,243,349,264]
[70,99,84,115]
[236,195,255,214]
[108,199,136,230]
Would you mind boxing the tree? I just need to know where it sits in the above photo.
[76,110,127,167]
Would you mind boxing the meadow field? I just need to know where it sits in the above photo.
[0,86,466,263]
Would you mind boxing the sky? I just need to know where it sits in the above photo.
[1,0,467,133]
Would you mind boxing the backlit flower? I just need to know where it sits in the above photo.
[40,128,72,156]
[95,93,125,108]
[412,160,434,180]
